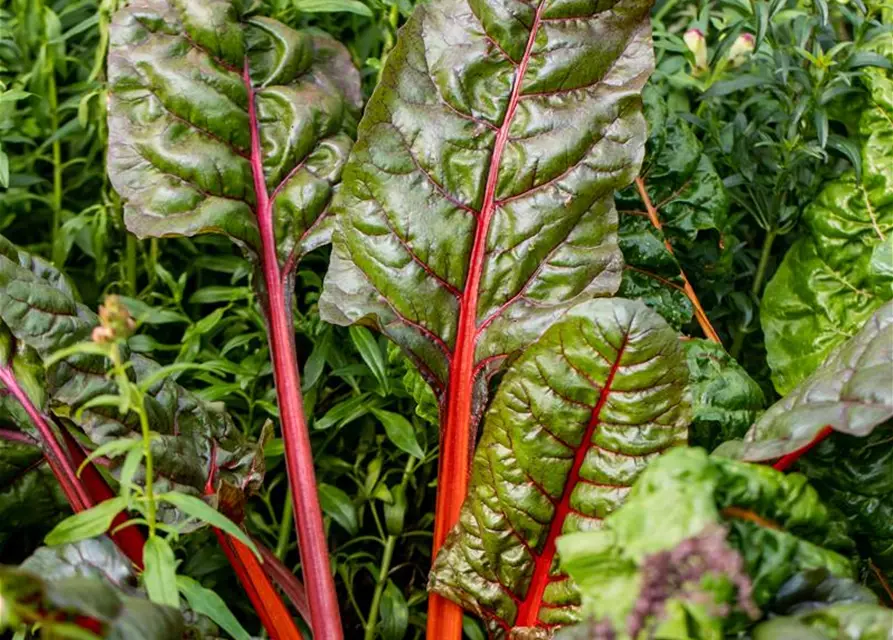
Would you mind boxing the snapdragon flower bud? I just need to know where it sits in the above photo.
[684,28,708,73]
[728,32,755,67]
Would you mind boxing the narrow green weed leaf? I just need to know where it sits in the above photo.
[45,497,127,546]
[177,575,251,640]
[372,409,423,460]
[350,326,389,392]
[157,493,259,560]
[143,536,179,609]
[292,0,373,16]
[318,483,358,535]
[380,580,409,640]
[77,438,141,475]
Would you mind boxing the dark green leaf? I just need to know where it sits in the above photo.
[684,339,765,452]
[318,483,358,535]
[379,580,409,640]
[108,0,361,263]
[372,409,423,460]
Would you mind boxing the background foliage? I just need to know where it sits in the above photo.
[0,0,888,637]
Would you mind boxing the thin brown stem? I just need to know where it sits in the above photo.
[634,177,722,344]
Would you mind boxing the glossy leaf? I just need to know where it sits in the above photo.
[429,298,690,636]
[0,435,68,553]
[684,339,765,452]
[615,87,730,333]
[107,3,361,631]
[556,448,855,638]
[107,0,360,261]
[761,39,893,395]
[319,0,657,619]
[736,301,893,462]
[726,304,893,584]
[0,539,184,639]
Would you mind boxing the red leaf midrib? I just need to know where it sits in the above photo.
[433,0,548,557]
[514,335,629,628]
[428,5,548,635]
[243,60,342,639]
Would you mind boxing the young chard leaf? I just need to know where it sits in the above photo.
[429,298,690,637]
[318,0,656,630]
[761,37,893,395]
[107,2,361,632]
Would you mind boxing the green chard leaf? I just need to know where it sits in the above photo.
[556,448,855,639]
[0,235,266,525]
[107,0,361,262]
[0,538,185,639]
[684,339,765,452]
[731,303,893,582]
[319,0,656,429]
[761,38,893,395]
[735,302,892,461]
[615,87,730,332]
[429,299,690,637]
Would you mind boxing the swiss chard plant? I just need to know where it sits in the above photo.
[317,0,657,631]
[105,0,362,636]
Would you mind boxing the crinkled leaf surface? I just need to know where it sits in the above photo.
[685,339,765,452]
[0,235,265,521]
[761,39,893,395]
[753,603,893,640]
[557,448,854,637]
[0,538,184,639]
[107,0,361,263]
[429,299,690,636]
[319,0,655,417]
[737,301,893,462]
[615,88,730,330]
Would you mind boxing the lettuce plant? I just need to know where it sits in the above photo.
[105,0,362,635]
[556,448,856,639]
[316,0,657,630]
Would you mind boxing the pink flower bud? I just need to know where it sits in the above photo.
[684,28,708,73]
[728,33,755,67]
